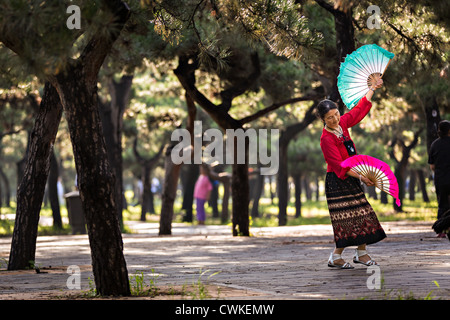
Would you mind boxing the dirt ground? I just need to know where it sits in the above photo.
[0,220,449,300]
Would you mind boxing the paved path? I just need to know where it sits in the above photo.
[0,220,449,300]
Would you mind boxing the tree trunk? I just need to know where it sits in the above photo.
[181,164,199,222]
[16,131,31,190]
[277,140,289,226]
[232,161,250,236]
[227,129,250,237]
[210,182,219,218]
[408,170,417,201]
[0,168,11,207]
[417,169,430,203]
[140,164,152,221]
[368,186,378,200]
[221,174,231,223]
[380,191,388,204]
[304,176,313,201]
[251,167,264,218]
[394,164,407,212]
[159,144,181,235]
[100,75,133,226]
[269,175,275,204]
[315,176,320,202]
[8,82,62,270]
[54,61,130,296]
[48,150,62,229]
[293,173,302,218]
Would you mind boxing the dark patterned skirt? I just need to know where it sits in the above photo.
[325,172,386,248]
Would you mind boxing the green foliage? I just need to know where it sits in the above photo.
[129,269,160,296]
[188,269,220,300]
[148,0,323,69]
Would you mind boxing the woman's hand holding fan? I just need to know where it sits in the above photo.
[341,154,401,207]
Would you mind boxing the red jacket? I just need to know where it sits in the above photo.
[320,97,372,180]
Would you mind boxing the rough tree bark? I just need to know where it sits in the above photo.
[51,0,131,296]
[180,92,199,223]
[231,146,250,236]
[292,173,302,218]
[54,59,130,296]
[8,82,62,270]
[48,150,62,229]
[159,143,182,235]
[100,75,134,226]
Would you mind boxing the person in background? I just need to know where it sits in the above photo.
[428,120,450,238]
[194,164,213,225]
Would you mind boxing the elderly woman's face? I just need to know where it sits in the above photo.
[324,109,340,129]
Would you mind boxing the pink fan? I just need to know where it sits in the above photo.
[341,154,401,206]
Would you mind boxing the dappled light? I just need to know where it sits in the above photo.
[0,0,448,308]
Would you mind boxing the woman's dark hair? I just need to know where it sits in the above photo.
[438,120,450,138]
[316,99,338,121]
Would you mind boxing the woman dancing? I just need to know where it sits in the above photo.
[318,78,386,269]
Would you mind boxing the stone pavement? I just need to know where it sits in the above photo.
[0,220,449,300]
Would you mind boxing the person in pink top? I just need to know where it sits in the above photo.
[194,164,213,225]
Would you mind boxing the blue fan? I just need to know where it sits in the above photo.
[337,44,394,109]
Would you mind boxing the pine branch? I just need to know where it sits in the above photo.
[386,21,421,54]
[80,0,131,83]
[239,94,320,125]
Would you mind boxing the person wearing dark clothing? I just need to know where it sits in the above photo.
[429,120,450,238]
